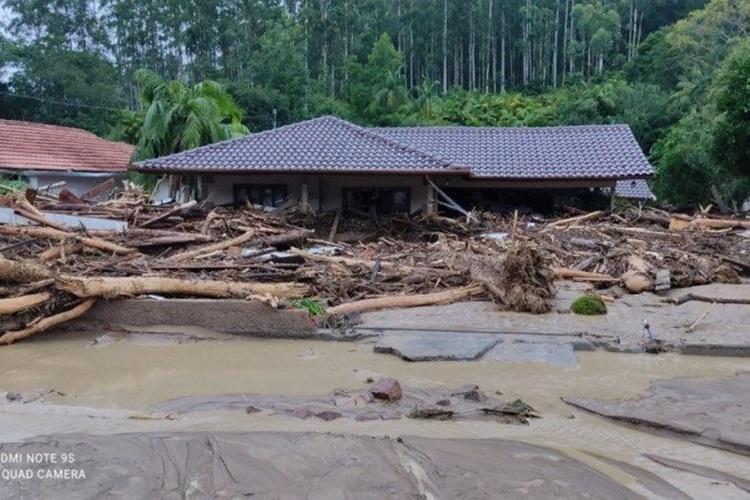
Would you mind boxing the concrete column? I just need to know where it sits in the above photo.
[301,183,309,214]
[424,182,437,215]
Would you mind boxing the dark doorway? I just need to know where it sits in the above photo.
[234,184,288,208]
[342,187,411,215]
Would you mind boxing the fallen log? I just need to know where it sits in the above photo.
[290,247,461,277]
[688,218,750,230]
[38,242,83,262]
[552,267,616,281]
[568,238,601,250]
[328,210,341,241]
[326,286,483,315]
[667,293,750,306]
[56,275,308,299]
[13,208,68,232]
[138,200,197,228]
[0,292,50,315]
[129,235,214,248]
[169,230,255,261]
[0,258,52,283]
[259,229,314,249]
[0,225,134,255]
[0,298,96,345]
[200,209,221,235]
[543,210,604,230]
[124,228,212,241]
[635,211,671,228]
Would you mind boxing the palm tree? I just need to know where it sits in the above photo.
[368,68,409,116]
[132,69,249,160]
[413,79,442,118]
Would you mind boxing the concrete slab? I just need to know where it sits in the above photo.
[482,337,579,366]
[359,283,750,356]
[81,298,317,337]
[564,373,750,455]
[374,331,500,361]
[0,433,640,499]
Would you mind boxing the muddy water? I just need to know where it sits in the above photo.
[1,331,750,497]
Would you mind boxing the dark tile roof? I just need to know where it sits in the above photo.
[135,116,653,180]
[615,179,656,200]
[135,116,457,174]
[372,124,653,179]
[0,119,133,173]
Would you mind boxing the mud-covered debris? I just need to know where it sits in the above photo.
[451,383,486,402]
[289,408,314,420]
[370,377,402,401]
[408,406,454,421]
[315,410,342,421]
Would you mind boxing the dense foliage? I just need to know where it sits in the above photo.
[0,0,748,206]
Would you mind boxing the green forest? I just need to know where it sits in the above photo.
[0,0,748,207]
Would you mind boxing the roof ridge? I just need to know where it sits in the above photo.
[334,117,458,169]
[136,115,463,171]
[370,123,631,132]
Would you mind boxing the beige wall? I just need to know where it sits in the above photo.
[201,172,617,212]
[204,173,429,213]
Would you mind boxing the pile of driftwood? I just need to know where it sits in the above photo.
[0,190,749,344]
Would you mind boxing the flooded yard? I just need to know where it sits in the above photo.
[1,329,749,497]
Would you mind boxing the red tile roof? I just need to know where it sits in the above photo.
[0,119,134,173]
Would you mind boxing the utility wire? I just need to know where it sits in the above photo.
[0,90,278,121]
[0,90,123,111]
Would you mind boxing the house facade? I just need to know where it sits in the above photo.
[135,116,654,214]
[0,120,133,196]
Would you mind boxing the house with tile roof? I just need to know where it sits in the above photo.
[134,115,654,214]
[0,120,134,196]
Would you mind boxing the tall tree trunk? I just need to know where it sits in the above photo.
[568,0,575,76]
[628,0,635,60]
[409,0,418,88]
[553,0,560,87]
[469,3,475,91]
[522,0,530,86]
[442,0,448,93]
[500,9,506,93]
[485,0,493,93]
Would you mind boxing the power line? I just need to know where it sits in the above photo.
[0,90,279,121]
[0,90,123,111]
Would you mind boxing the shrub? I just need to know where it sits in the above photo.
[570,294,607,315]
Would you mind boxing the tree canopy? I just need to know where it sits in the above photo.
[1,0,749,207]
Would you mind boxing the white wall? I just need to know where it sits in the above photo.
[29,172,126,196]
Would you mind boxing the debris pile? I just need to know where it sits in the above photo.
[152,379,540,425]
[0,188,749,344]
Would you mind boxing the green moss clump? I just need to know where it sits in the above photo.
[570,294,607,315]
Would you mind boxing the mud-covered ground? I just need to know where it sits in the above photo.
[359,283,750,359]
[1,329,750,498]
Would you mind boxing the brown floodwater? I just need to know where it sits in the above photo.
[1,330,749,498]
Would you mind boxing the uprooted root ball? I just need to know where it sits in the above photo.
[500,241,556,314]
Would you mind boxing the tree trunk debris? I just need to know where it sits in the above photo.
[0,191,749,344]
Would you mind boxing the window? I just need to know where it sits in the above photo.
[234,184,288,208]
[342,187,411,215]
